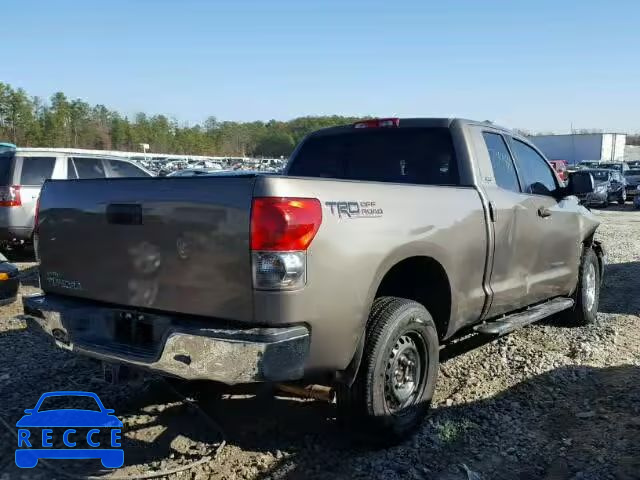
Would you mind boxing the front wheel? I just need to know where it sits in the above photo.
[618,190,627,205]
[561,248,600,326]
[336,297,439,442]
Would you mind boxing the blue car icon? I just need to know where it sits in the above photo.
[15,391,124,469]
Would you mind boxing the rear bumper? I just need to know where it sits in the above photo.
[23,294,310,385]
[0,226,32,242]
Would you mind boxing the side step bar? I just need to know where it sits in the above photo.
[473,297,574,336]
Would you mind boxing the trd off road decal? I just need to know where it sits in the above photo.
[325,201,383,219]
[44,272,83,291]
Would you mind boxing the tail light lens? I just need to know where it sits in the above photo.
[251,197,322,290]
[251,198,322,251]
[0,185,21,207]
[252,251,307,290]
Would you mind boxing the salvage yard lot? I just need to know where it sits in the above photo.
[0,208,638,480]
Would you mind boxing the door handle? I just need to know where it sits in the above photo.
[537,206,552,218]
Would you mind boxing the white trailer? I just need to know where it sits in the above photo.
[529,133,626,165]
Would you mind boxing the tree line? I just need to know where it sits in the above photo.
[2,82,638,157]
[0,82,362,157]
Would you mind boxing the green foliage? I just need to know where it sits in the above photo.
[0,82,365,157]
[435,418,477,444]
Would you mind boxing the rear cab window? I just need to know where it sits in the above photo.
[482,132,521,193]
[288,127,459,186]
[19,157,56,185]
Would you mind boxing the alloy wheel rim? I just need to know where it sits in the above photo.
[584,263,597,312]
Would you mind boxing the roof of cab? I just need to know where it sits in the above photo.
[308,118,513,137]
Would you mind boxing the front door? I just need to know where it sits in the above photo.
[507,137,580,305]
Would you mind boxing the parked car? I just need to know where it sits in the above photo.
[0,148,152,248]
[0,253,19,305]
[548,160,568,182]
[25,118,603,441]
[167,168,215,177]
[168,169,266,178]
[623,169,640,200]
[576,160,601,170]
[598,161,630,174]
[580,169,627,207]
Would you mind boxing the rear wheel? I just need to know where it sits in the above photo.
[336,297,439,442]
[561,248,600,326]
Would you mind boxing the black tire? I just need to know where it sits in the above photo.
[336,297,439,442]
[618,190,627,205]
[561,248,600,326]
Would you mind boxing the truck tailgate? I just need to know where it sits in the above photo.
[37,176,255,322]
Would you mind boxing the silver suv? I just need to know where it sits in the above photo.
[0,147,151,247]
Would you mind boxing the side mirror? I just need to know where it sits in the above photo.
[567,171,594,195]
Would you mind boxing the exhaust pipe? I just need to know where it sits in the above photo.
[276,384,335,403]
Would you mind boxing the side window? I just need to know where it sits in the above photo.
[482,132,520,193]
[67,158,78,179]
[19,157,56,185]
[72,157,106,179]
[509,139,557,196]
[105,159,149,178]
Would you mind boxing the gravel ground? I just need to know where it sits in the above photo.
[0,207,638,480]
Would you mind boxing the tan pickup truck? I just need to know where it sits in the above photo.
[24,118,604,440]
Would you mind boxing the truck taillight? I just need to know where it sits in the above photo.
[353,118,400,129]
[250,197,322,290]
[0,185,22,207]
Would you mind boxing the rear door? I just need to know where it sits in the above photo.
[477,130,529,317]
[16,155,59,231]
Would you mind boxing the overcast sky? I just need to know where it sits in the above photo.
[3,0,639,132]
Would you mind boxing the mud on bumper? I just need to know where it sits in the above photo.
[23,294,310,385]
